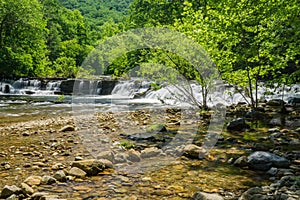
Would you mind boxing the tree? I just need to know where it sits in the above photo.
[0,0,49,77]
[173,0,300,108]
[40,0,93,77]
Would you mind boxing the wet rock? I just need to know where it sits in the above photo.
[245,110,264,119]
[233,156,248,167]
[22,132,30,136]
[0,185,22,199]
[146,124,167,132]
[71,159,107,176]
[287,97,300,106]
[268,128,280,133]
[74,156,83,161]
[193,191,224,200]
[247,151,290,171]
[51,163,65,170]
[227,118,249,131]
[239,187,267,200]
[183,144,205,159]
[114,153,128,163]
[98,159,113,169]
[140,147,163,158]
[24,176,42,186]
[266,167,278,176]
[41,175,56,185]
[127,149,141,162]
[6,194,18,200]
[30,192,60,200]
[96,150,114,162]
[266,99,285,106]
[21,183,34,195]
[68,167,87,178]
[53,170,67,182]
[4,84,10,93]
[59,125,75,132]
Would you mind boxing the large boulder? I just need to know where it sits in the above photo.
[227,118,249,131]
[60,79,75,94]
[60,79,118,95]
[247,151,290,171]
[99,80,118,95]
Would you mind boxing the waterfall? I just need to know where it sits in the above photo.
[0,78,62,95]
[111,80,150,97]
[46,81,61,92]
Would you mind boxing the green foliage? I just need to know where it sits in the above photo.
[0,0,132,78]
[0,0,48,77]
[58,0,132,40]
[171,0,300,108]
[150,83,161,91]
[119,140,135,149]
[54,94,65,103]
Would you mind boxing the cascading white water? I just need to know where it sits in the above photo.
[46,81,61,92]
[110,79,300,107]
[111,80,150,97]
[0,78,62,95]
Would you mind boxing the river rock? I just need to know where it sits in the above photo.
[227,118,249,131]
[71,159,107,176]
[21,183,34,195]
[30,192,60,200]
[140,147,163,158]
[24,176,42,186]
[183,144,204,159]
[0,185,22,199]
[53,170,67,182]
[59,125,75,132]
[233,156,248,167]
[127,149,141,162]
[238,187,266,200]
[247,151,290,171]
[6,194,18,200]
[41,175,56,185]
[266,99,285,106]
[68,167,87,177]
[266,167,278,176]
[193,191,224,200]
[287,97,300,106]
[4,84,10,93]
[96,150,114,162]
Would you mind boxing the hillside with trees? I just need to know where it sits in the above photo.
[0,0,132,78]
[0,0,299,93]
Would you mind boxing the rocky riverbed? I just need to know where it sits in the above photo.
[0,102,299,200]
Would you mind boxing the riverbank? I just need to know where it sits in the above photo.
[0,103,299,199]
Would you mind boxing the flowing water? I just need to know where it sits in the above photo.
[0,78,299,199]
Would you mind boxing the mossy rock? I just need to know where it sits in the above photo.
[146,124,167,132]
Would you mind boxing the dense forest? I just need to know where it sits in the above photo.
[0,0,299,95]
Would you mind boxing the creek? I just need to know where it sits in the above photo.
[0,78,299,199]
